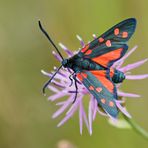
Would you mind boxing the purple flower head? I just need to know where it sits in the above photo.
[41,35,148,135]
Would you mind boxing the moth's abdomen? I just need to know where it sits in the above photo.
[110,68,125,83]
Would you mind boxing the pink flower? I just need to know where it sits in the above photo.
[41,35,148,135]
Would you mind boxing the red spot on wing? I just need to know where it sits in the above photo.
[89,86,94,90]
[97,77,114,93]
[109,101,114,107]
[85,49,92,55]
[81,44,89,53]
[101,98,106,104]
[92,48,123,67]
[90,70,114,93]
[122,31,128,38]
[98,37,104,43]
[90,70,106,77]
[76,72,88,82]
[96,87,102,92]
[106,40,111,47]
[114,28,119,35]
[110,68,115,78]
[76,73,83,81]
[81,72,88,78]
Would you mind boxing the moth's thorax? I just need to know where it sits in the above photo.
[63,54,106,72]
[61,59,69,68]
[62,56,125,84]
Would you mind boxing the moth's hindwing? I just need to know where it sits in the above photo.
[76,70,118,118]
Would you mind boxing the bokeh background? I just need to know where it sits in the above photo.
[0,0,148,148]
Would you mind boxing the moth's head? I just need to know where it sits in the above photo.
[62,59,69,68]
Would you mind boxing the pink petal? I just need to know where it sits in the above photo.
[118,91,140,98]
[57,110,76,127]
[120,58,148,72]
[48,85,59,93]
[116,101,131,118]
[114,46,138,69]
[59,43,73,56]
[52,51,62,61]
[52,95,74,118]
[126,74,148,80]
[41,70,51,77]
[121,45,138,61]
[79,100,83,135]
[76,35,85,47]
[92,99,98,120]
[66,97,81,115]
[56,101,66,106]
[82,106,89,133]
[42,70,67,82]
[88,97,93,135]
[52,81,65,88]
[54,73,68,81]
[48,92,66,101]
[92,34,97,39]
[54,67,67,78]
[57,100,79,127]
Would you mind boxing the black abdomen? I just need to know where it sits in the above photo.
[112,69,125,83]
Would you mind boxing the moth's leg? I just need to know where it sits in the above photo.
[72,75,78,103]
[69,73,75,87]
[69,73,74,87]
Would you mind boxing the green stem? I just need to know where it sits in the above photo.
[123,115,148,140]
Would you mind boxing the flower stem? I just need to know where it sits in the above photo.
[123,115,148,140]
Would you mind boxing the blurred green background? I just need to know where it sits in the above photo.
[0,0,148,148]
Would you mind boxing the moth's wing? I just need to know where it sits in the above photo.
[89,44,128,67]
[78,18,136,67]
[76,70,118,118]
[90,18,136,48]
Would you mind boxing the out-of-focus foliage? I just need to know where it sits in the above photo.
[0,0,148,148]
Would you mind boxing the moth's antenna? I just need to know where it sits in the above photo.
[42,65,63,95]
[38,20,64,60]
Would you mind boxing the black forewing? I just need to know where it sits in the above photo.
[78,18,136,67]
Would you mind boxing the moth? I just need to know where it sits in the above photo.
[39,18,136,118]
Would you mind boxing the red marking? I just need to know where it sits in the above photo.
[98,37,104,43]
[89,86,94,90]
[76,73,83,81]
[76,72,87,82]
[81,45,89,53]
[114,28,119,35]
[92,48,123,67]
[90,70,106,77]
[98,77,114,93]
[81,73,87,79]
[96,87,102,92]
[110,68,115,78]
[90,70,114,93]
[106,40,111,47]
[85,49,92,55]
[122,32,128,38]
[101,98,106,104]
[109,101,114,107]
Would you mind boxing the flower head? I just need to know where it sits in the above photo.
[42,35,148,135]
